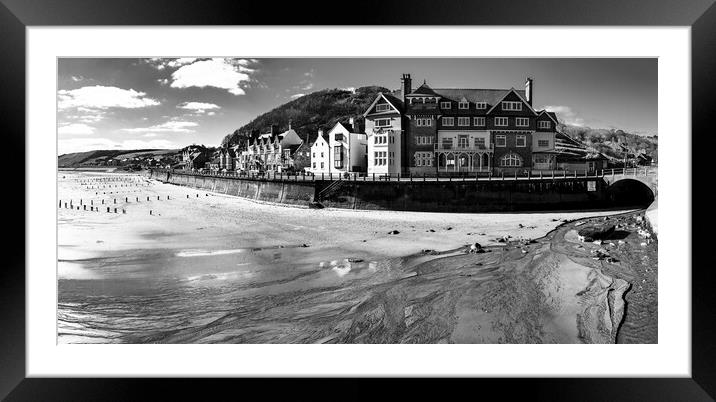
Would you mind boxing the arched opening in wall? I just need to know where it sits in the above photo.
[607,179,655,208]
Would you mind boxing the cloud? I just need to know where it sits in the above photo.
[122,120,198,134]
[290,93,305,99]
[71,76,83,82]
[167,58,197,68]
[157,78,169,85]
[177,101,221,114]
[58,123,95,136]
[58,85,160,110]
[341,87,356,93]
[170,58,251,95]
[63,112,105,123]
[541,105,585,126]
[59,137,177,154]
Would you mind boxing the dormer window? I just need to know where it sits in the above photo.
[375,103,391,112]
[538,121,551,129]
[476,102,487,109]
[502,101,522,111]
[440,101,451,109]
[458,101,469,109]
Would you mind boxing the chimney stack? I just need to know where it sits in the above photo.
[525,77,534,106]
[401,73,412,103]
[288,119,292,130]
[270,124,279,135]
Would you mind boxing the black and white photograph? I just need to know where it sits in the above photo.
[57,57,658,345]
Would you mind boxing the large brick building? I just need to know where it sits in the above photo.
[362,73,587,176]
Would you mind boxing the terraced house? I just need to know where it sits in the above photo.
[238,123,303,172]
[368,73,569,176]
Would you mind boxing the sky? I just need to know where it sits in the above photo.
[57,58,657,155]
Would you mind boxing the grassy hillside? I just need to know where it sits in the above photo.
[559,124,658,162]
[58,149,180,168]
[221,86,390,146]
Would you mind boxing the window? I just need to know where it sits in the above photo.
[458,101,469,109]
[313,162,316,168]
[334,145,343,169]
[534,155,551,164]
[475,102,487,109]
[496,135,506,147]
[458,135,469,148]
[312,152,315,158]
[538,139,550,147]
[375,118,391,127]
[500,153,523,167]
[516,117,529,127]
[416,118,432,127]
[442,117,455,126]
[539,121,551,129]
[321,162,324,169]
[374,151,387,166]
[516,135,526,147]
[474,117,485,126]
[474,137,486,149]
[440,101,451,109]
[389,135,394,144]
[374,135,387,145]
[502,101,522,111]
[334,133,345,141]
[375,103,391,112]
[495,117,508,126]
[321,152,324,158]
[416,136,433,145]
[414,152,433,167]
[458,117,470,126]
[441,137,454,149]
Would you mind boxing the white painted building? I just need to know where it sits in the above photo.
[363,92,404,176]
[328,119,368,174]
[310,129,331,175]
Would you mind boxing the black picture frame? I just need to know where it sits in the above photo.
[1,0,713,400]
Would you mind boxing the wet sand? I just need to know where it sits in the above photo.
[57,172,656,344]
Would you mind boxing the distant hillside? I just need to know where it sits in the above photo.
[58,149,180,168]
[558,124,658,162]
[221,86,390,146]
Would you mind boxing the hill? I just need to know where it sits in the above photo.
[221,86,390,147]
[58,149,180,168]
[558,124,658,163]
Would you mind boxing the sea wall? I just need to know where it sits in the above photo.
[316,179,609,212]
[149,170,315,206]
[148,170,639,212]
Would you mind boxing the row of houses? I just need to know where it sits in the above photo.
[200,73,607,176]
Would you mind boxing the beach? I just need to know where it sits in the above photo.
[57,171,656,344]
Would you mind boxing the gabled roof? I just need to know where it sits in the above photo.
[363,92,404,117]
[408,82,439,97]
[537,110,560,125]
[486,88,538,115]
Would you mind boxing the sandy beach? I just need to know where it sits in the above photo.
[57,171,656,344]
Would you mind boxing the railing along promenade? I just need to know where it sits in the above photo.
[151,166,656,183]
